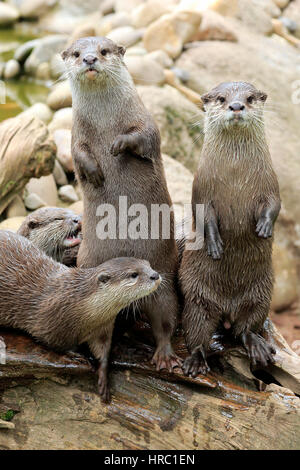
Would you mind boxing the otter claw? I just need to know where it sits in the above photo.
[242,332,276,368]
[151,348,182,373]
[256,218,273,238]
[183,351,210,378]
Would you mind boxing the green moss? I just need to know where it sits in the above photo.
[0,409,15,422]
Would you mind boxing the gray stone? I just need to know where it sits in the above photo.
[58,185,79,203]
[4,59,20,79]
[24,35,68,76]
[0,3,19,25]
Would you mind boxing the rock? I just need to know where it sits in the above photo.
[50,52,65,79]
[24,35,68,76]
[284,0,300,38]
[171,67,190,83]
[53,160,68,186]
[36,62,51,80]
[131,1,172,28]
[272,244,299,312]
[18,103,53,125]
[146,50,173,68]
[272,18,300,47]
[58,185,78,203]
[68,200,83,215]
[18,0,57,18]
[99,0,115,16]
[125,56,165,86]
[279,16,299,35]
[53,129,73,173]
[24,193,47,210]
[67,23,96,47]
[47,81,72,111]
[191,9,238,42]
[126,46,147,56]
[143,10,202,58]
[97,12,132,36]
[107,26,144,48]
[3,60,20,79]
[138,85,203,171]
[236,0,276,35]
[0,116,55,216]
[0,217,25,232]
[0,3,19,25]
[5,195,27,218]
[162,154,193,223]
[13,39,39,64]
[115,0,145,13]
[274,0,289,8]
[48,107,73,133]
[26,174,58,208]
[208,0,239,16]
[175,34,300,225]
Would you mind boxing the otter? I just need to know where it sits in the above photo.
[0,230,161,401]
[17,207,82,266]
[179,82,281,377]
[61,36,181,398]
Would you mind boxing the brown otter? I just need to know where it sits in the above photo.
[61,36,181,398]
[0,230,161,401]
[17,207,82,266]
[179,81,281,377]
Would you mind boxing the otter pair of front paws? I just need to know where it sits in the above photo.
[256,216,273,239]
[111,134,144,158]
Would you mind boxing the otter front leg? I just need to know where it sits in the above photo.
[73,148,104,187]
[256,198,281,239]
[241,332,276,368]
[205,203,223,260]
[111,125,158,160]
[182,301,220,377]
[143,287,182,372]
[88,325,114,403]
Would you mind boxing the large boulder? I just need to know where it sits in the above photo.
[24,36,68,76]
[138,85,203,170]
[0,3,19,25]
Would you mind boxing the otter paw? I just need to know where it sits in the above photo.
[151,346,182,373]
[111,135,136,156]
[183,352,210,378]
[207,237,223,260]
[243,333,276,368]
[80,161,103,187]
[256,217,273,238]
[97,367,110,403]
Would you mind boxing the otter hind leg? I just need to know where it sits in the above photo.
[88,325,114,403]
[143,286,182,372]
[182,300,220,377]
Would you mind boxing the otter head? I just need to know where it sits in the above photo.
[61,36,126,86]
[92,257,161,313]
[17,207,82,266]
[201,82,267,133]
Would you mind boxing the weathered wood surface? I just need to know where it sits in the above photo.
[0,116,56,215]
[0,320,299,450]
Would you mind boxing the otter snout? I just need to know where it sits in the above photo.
[150,271,160,281]
[83,54,98,66]
[229,102,245,112]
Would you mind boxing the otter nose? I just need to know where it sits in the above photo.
[150,271,160,281]
[229,102,245,112]
[83,55,98,65]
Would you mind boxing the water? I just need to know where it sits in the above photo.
[0,27,50,122]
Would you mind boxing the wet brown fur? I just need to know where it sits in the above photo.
[179,82,281,375]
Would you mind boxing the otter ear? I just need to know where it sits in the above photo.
[118,45,126,57]
[61,50,68,61]
[98,273,111,284]
[259,91,267,102]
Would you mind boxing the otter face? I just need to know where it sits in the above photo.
[201,82,267,131]
[95,257,161,305]
[61,36,126,85]
[18,208,82,266]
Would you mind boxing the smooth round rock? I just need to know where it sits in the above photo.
[4,60,20,79]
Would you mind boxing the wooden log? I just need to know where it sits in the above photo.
[0,116,56,215]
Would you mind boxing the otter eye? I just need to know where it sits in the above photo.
[101,49,108,56]
[217,96,225,103]
[28,220,39,229]
[247,95,254,104]
[131,272,138,279]
[73,51,80,58]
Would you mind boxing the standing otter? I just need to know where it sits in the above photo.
[61,36,181,397]
[179,82,281,377]
[17,207,82,266]
[0,231,161,400]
